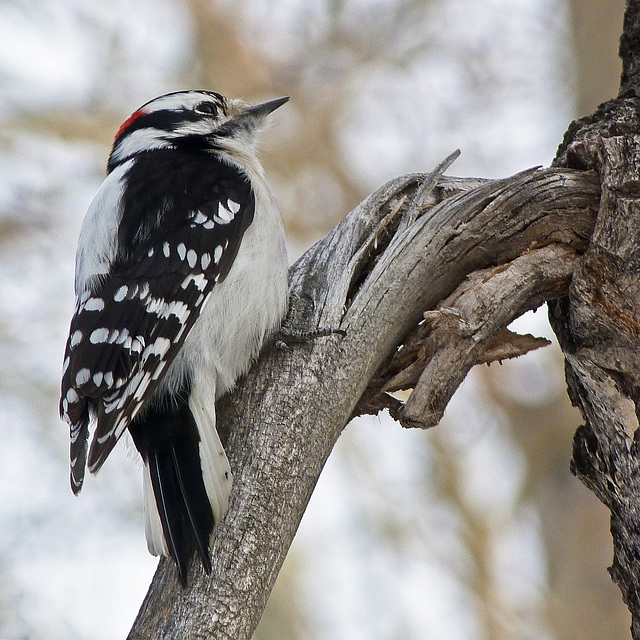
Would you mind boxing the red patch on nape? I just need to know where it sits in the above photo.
[114,109,145,143]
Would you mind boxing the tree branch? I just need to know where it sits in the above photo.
[358,243,579,428]
[128,164,599,639]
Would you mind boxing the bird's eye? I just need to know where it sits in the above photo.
[194,101,217,115]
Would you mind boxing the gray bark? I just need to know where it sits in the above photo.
[128,2,640,636]
[127,162,599,639]
[546,2,640,637]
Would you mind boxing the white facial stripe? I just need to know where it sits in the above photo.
[111,128,172,164]
[143,92,219,112]
[173,120,219,137]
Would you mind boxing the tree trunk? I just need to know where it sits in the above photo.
[548,2,640,637]
[128,2,640,637]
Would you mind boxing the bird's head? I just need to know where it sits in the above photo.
[107,90,289,173]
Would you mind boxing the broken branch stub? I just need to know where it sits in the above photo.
[353,169,598,427]
[128,161,600,640]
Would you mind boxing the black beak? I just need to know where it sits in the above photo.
[246,96,290,119]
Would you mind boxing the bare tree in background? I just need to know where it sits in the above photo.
[122,1,640,638]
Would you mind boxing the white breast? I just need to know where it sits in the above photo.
[167,167,289,398]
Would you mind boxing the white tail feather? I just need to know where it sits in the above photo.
[142,463,168,557]
[141,382,232,559]
[189,384,232,528]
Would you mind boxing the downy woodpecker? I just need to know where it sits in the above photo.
[60,90,289,583]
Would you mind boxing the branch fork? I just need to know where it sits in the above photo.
[129,158,600,639]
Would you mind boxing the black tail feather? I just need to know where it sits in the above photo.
[129,390,215,585]
[171,447,212,575]
[148,447,190,583]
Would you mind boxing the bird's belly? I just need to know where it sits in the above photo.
[163,217,288,399]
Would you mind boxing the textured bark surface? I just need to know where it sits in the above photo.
[551,132,640,637]
[127,3,640,636]
[547,2,640,637]
[127,164,600,639]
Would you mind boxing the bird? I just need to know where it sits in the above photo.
[59,90,289,583]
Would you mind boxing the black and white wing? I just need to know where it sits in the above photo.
[60,153,255,493]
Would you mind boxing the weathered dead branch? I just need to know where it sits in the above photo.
[128,163,600,639]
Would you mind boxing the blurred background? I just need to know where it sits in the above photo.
[0,0,630,638]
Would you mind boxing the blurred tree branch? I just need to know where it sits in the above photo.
[127,1,640,638]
